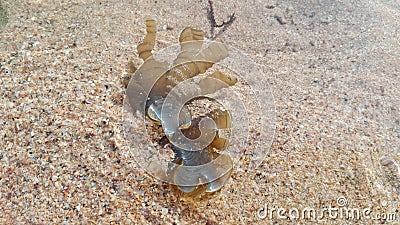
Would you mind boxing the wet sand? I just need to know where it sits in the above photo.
[0,0,399,224]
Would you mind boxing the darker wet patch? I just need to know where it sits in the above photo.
[0,1,8,30]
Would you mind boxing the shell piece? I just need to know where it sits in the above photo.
[380,156,399,172]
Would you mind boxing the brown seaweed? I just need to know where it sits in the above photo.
[128,19,237,197]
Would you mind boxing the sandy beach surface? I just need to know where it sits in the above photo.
[1,0,399,224]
